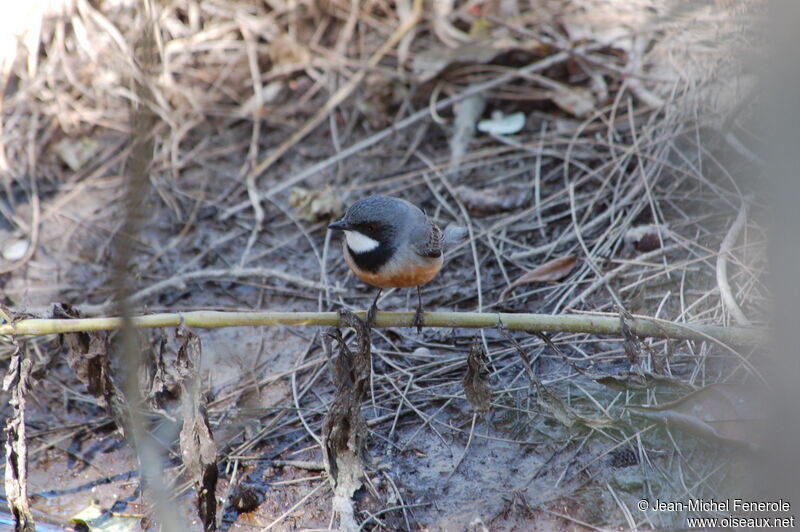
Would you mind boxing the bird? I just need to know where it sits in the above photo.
[328,195,466,332]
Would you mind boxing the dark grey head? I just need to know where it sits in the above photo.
[328,195,422,245]
[328,195,423,271]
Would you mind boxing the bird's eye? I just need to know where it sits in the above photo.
[364,223,377,232]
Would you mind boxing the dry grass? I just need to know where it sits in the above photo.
[0,0,768,530]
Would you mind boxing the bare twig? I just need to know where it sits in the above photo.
[716,201,751,326]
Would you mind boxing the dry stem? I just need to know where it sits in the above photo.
[0,309,761,347]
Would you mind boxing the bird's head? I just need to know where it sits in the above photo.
[328,195,404,255]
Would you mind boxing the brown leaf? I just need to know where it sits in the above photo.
[463,338,491,412]
[55,303,115,409]
[323,311,372,531]
[456,184,530,216]
[323,312,370,486]
[500,255,577,300]
[3,345,36,532]
[550,85,595,118]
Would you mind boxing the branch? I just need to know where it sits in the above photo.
[0,310,762,347]
[716,201,751,326]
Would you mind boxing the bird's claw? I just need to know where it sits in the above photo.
[366,304,378,329]
[412,306,424,334]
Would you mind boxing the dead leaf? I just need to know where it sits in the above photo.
[500,255,577,300]
[463,338,491,412]
[456,184,530,216]
[628,383,766,451]
[550,85,595,118]
[289,187,344,223]
[323,310,372,532]
[56,303,115,409]
[54,136,100,171]
[147,332,177,409]
[3,344,35,532]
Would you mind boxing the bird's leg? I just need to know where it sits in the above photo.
[412,286,425,334]
[366,288,382,328]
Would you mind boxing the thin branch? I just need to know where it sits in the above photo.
[0,310,762,346]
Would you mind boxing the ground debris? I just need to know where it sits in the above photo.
[3,343,36,532]
[456,184,531,216]
[619,307,642,368]
[322,310,371,531]
[55,303,116,410]
[500,255,577,300]
[176,324,218,531]
[289,187,344,223]
[463,338,491,412]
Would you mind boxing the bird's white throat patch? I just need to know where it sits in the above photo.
[344,230,379,253]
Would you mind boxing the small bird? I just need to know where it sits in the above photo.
[328,195,466,332]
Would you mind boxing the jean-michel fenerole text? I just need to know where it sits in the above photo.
[650,499,791,513]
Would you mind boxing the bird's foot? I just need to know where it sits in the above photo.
[412,306,424,334]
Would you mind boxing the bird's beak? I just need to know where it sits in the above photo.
[328,219,349,231]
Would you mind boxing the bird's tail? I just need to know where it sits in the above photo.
[443,225,468,251]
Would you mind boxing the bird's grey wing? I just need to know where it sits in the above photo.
[411,219,443,258]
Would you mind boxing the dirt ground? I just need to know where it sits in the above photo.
[0,0,769,530]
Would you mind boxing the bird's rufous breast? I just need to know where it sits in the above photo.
[343,246,443,288]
